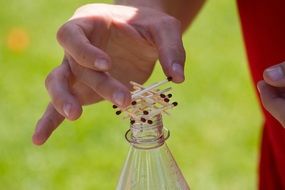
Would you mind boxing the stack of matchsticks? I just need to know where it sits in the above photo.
[112,77,178,125]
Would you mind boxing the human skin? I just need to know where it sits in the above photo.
[32,1,205,145]
[258,62,285,128]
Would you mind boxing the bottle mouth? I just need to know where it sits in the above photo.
[125,114,170,150]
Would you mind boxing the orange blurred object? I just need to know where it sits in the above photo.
[6,27,30,53]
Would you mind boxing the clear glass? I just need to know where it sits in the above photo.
[116,115,190,190]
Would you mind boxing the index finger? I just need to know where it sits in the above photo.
[57,21,111,71]
[33,103,65,145]
[257,80,285,127]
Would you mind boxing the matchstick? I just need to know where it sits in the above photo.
[131,78,171,99]
[113,77,177,125]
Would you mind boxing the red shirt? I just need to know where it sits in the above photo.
[237,0,285,189]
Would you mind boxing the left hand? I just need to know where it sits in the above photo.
[257,61,285,128]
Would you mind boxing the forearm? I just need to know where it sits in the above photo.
[115,0,206,31]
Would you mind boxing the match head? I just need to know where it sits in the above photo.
[143,110,149,115]
[113,78,178,125]
[172,102,178,106]
[167,76,173,81]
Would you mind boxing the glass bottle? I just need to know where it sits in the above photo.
[116,114,190,190]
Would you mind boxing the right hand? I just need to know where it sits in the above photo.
[33,4,186,145]
[258,61,285,128]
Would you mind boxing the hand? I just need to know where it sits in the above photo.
[33,4,186,145]
[257,61,285,128]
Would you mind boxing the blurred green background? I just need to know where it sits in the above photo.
[0,0,263,189]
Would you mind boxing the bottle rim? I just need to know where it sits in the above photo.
[125,114,170,150]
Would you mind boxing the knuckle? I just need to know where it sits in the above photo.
[163,44,185,62]
[56,25,66,44]
[93,73,109,91]
[172,43,185,57]
[169,17,181,27]
[76,46,88,63]
[158,16,169,26]
[45,72,55,89]
[69,61,83,78]
[56,23,71,45]
[162,16,181,28]
[52,95,63,108]
[45,68,61,89]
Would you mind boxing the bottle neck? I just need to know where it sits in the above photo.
[125,114,170,149]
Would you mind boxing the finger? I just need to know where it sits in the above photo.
[150,16,186,83]
[263,61,285,87]
[68,57,131,108]
[45,58,82,120]
[257,80,285,127]
[33,103,65,145]
[57,21,111,71]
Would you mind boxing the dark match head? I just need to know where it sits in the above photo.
[131,101,137,105]
[164,98,170,102]
[143,110,149,115]
[130,120,135,124]
[141,117,146,122]
[160,94,166,98]
[115,110,122,115]
[167,76,173,81]
[112,105,118,109]
[167,94,172,98]
[172,102,178,106]
[147,120,153,124]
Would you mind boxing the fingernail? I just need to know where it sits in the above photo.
[113,91,125,106]
[95,58,109,70]
[265,67,284,81]
[172,63,184,80]
[63,103,72,118]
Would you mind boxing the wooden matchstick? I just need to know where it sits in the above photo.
[114,78,177,124]
[131,78,170,99]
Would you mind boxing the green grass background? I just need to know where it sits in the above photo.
[0,0,263,189]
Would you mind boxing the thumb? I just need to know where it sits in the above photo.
[149,16,186,83]
[263,61,285,87]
